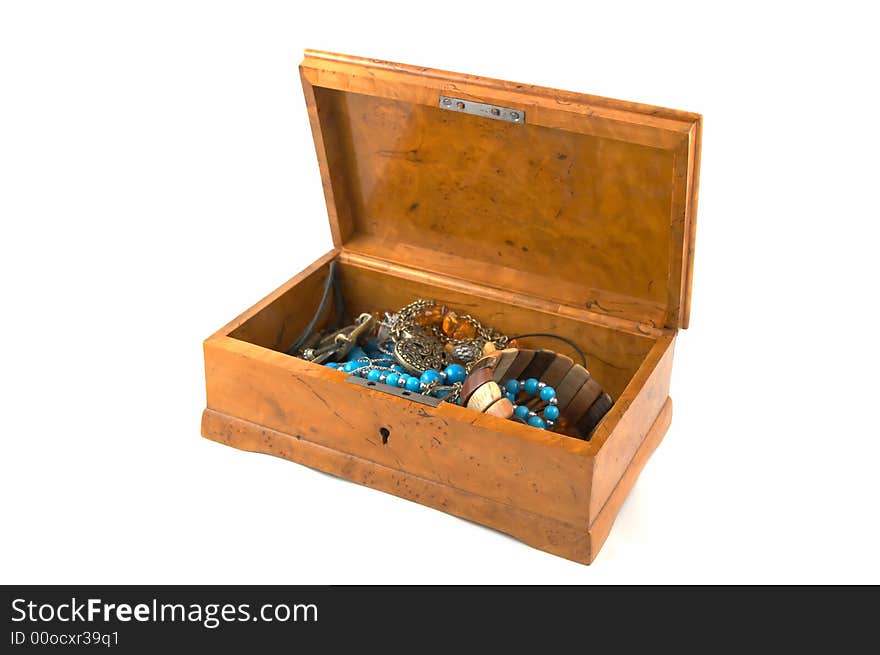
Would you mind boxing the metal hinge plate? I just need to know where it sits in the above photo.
[345,374,442,407]
[438,96,525,124]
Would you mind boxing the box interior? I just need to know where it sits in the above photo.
[228,257,656,405]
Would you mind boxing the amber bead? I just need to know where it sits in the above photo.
[415,304,446,328]
[452,318,478,340]
[441,310,460,337]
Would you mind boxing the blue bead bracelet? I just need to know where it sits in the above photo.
[504,377,558,430]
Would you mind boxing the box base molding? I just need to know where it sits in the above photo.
[201,397,672,564]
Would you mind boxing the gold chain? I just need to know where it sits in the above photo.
[390,299,508,350]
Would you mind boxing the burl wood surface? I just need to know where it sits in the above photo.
[300,50,701,330]
[201,397,671,565]
[210,255,676,563]
[202,52,698,564]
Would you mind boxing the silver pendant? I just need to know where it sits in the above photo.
[451,341,483,364]
[393,334,446,374]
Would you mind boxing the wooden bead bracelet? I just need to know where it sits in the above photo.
[460,346,614,441]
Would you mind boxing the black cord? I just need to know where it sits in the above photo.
[509,333,587,368]
[286,261,340,355]
[331,266,346,330]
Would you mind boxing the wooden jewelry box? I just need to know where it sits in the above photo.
[201,50,702,564]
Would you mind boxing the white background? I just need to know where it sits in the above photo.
[1,1,878,584]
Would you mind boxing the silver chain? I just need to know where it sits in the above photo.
[390,299,508,352]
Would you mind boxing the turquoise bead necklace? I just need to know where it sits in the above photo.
[325,338,468,401]
[503,377,559,430]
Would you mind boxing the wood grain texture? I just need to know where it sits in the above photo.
[219,256,666,450]
[586,395,672,558]
[300,50,701,330]
[300,51,696,147]
[205,335,593,527]
[204,254,677,562]
[200,52,700,564]
[340,248,666,339]
[301,75,355,247]
[202,397,672,565]
[681,119,702,328]
[221,248,340,347]
[587,335,675,523]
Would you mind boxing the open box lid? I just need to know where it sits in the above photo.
[300,50,701,331]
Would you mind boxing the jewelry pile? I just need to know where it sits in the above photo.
[300,299,508,403]
[287,266,612,439]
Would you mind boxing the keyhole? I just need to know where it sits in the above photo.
[379,427,390,445]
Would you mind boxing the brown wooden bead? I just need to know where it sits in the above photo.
[576,392,614,439]
[489,349,518,384]
[498,349,535,383]
[459,367,495,406]
[519,349,556,381]
[541,353,574,388]
[484,397,514,419]
[470,354,498,373]
[555,415,572,431]
[466,380,502,412]
[555,366,591,412]
[565,379,603,424]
